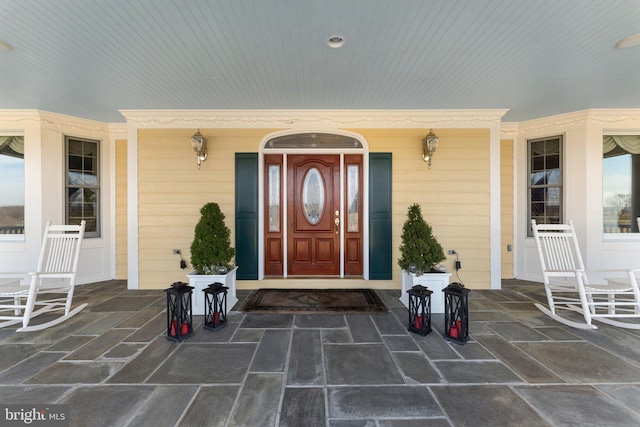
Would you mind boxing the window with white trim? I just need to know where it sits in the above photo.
[603,135,640,233]
[66,136,100,237]
[0,135,24,239]
[528,135,563,236]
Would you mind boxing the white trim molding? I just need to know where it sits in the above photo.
[119,109,509,129]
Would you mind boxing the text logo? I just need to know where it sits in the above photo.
[1,405,69,426]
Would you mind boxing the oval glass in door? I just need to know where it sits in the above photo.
[302,167,324,225]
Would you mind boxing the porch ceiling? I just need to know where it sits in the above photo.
[1,1,639,123]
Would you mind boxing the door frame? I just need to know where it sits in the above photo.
[257,130,370,280]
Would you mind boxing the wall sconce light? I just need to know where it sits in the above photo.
[190,129,208,168]
[422,129,439,169]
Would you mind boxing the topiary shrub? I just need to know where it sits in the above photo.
[398,203,445,275]
[190,202,236,274]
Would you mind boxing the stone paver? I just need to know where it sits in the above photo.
[432,385,551,427]
[0,279,638,426]
[515,384,640,426]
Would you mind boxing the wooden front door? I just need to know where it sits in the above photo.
[287,155,340,275]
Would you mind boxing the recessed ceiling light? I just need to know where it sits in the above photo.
[326,35,345,49]
[0,40,12,51]
[616,33,640,49]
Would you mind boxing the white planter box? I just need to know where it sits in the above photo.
[400,270,451,313]
[187,267,238,315]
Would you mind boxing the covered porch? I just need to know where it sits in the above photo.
[0,280,639,426]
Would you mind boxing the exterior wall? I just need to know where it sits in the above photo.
[353,128,492,289]
[115,139,128,279]
[132,125,494,290]
[8,108,640,292]
[136,128,274,289]
[0,110,114,285]
[0,110,513,292]
[500,138,514,278]
[515,110,640,284]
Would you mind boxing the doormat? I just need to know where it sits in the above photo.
[241,289,387,314]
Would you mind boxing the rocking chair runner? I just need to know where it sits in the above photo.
[531,220,640,329]
[0,221,87,332]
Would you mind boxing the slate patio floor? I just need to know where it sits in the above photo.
[1,279,640,426]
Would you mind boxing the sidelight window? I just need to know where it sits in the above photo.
[268,164,281,232]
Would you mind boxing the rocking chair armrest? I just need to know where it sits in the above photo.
[36,272,75,279]
[592,269,640,278]
[545,268,585,273]
[578,268,638,280]
[603,270,640,287]
[545,268,587,276]
[0,272,32,284]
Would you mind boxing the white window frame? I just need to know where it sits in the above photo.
[602,132,640,240]
[527,135,563,236]
[0,132,25,241]
[65,135,100,238]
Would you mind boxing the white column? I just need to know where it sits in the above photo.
[490,125,502,289]
[126,125,139,289]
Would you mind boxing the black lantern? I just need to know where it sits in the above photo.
[203,282,228,331]
[443,282,470,344]
[165,282,194,341]
[407,285,433,336]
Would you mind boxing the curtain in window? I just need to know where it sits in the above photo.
[0,136,24,158]
[603,135,640,156]
[603,135,640,233]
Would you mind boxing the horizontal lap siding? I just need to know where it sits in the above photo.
[355,129,492,289]
[501,139,514,278]
[137,129,261,289]
[135,128,494,290]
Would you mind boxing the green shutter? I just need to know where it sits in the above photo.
[369,153,392,279]
[235,153,258,280]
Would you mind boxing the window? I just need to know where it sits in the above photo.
[0,135,25,239]
[603,135,640,233]
[267,164,280,232]
[528,135,563,236]
[347,164,359,232]
[66,136,99,237]
[264,133,363,149]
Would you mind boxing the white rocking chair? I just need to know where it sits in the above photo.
[0,221,87,332]
[531,220,640,330]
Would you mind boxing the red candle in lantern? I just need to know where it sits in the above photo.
[415,315,423,329]
[449,320,462,339]
[170,319,177,337]
[449,325,458,338]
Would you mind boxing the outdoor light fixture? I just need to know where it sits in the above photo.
[326,35,345,48]
[422,129,439,169]
[190,129,207,168]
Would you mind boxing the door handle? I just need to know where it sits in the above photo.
[335,217,340,234]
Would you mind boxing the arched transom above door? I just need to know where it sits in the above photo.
[264,133,364,149]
